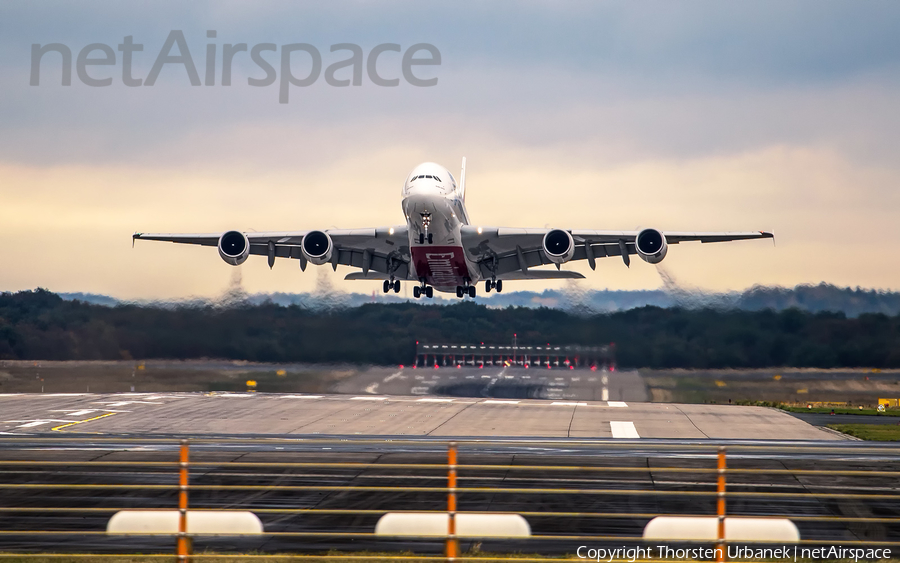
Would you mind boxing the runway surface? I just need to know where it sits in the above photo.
[0,390,840,440]
[1,436,898,554]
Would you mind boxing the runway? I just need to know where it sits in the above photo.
[0,390,840,440]
[1,436,899,554]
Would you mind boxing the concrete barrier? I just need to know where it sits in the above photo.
[107,510,263,535]
[643,517,799,542]
[375,513,530,538]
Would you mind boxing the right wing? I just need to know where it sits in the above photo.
[133,227,414,279]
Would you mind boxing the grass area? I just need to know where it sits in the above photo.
[828,423,900,441]
[780,406,894,415]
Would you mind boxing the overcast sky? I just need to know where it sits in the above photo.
[2,1,899,300]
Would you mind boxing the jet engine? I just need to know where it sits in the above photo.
[218,231,250,266]
[302,230,334,265]
[635,228,668,264]
[542,229,575,264]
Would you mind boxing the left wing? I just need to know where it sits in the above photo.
[459,226,774,279]
[133,227,413,279]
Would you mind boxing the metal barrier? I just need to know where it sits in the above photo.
[2,437,900,561]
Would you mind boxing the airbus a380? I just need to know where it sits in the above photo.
[134,159,773,299]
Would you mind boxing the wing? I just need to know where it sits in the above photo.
[133,227,413,279]
[459,226,774,279]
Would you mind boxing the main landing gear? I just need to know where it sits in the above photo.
[484,279,503,293]
[456,278,477,299]
[413,279,434,299]
[382,279,401,294]
[418,232,434,244]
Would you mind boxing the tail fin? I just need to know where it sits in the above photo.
[459,156,467,201]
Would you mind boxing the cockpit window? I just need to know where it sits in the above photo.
[425,175,433,179]
[434,176,441,182]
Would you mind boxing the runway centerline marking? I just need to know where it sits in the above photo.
[417,398,454,402]
[351,396,387,401]
[552,401,587,406]
[607,401,628,408]
[383,371,403,383]
[52,412,118,432]
[280,395,323,399]
[483,400,519,404]
[610,421,640,438]
[601,388,609,401]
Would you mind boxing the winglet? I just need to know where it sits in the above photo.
[132,232,140,248]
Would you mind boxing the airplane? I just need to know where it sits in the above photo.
[133,159,773,299]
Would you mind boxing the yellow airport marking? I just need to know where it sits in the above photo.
[52,412,117,432]
[714,380,727,387]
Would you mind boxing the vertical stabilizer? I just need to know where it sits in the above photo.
[459,157,467,201]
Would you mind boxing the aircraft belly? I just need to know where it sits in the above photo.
[410,246,471,290]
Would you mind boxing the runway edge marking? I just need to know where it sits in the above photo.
[52,412,117,432]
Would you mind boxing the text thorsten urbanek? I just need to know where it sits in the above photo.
[30,30,441,103]
[576,545,892,562]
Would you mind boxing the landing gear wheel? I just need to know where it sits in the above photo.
[427,233,433,244]
[393,281,401,293]
[468,286,476,298]
[456,286,464,298]
[496,280,503,293]
[413,286,421,298]
[418,233,425,244]
[383,280,390,293]
[425,286,434,298]
[485,280,492,293]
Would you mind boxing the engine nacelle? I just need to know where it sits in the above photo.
[635,228,668,264]
[542,229,575,264]
[218,231,250,266]
[302,230,334,265]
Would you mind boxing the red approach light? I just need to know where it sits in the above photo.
[399,365,404,369]
[569,365,574,370]
[456,364,461,369]
[610,366,616,372]
[479,364,484,369]
[412,365,417,369]
[591,365,597,371]
[547,364,551,369]
[434,364,439,369]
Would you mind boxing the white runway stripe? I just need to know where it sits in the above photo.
[483,400,519,404]
[551,402,586,406]
[351,396,387,401]
[417,398,454,402]
[610,421,640,438]
[601,388,609,401]
[607,401,628,408]
[281,395,323,399]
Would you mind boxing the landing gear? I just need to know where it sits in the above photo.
[414,279,434,299]
[496,279,503,293]
[383,279,402,294]
[419,233,425,244]
[485,280,492,293]
[485,278,502,293]
[427,233,433,244]
[418,232,435,244]
[456,278,476,299]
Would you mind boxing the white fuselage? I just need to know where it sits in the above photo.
[401,163,479,292]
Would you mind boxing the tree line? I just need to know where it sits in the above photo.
[1,288,899,368]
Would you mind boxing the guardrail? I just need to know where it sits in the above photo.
[2,437,900,561]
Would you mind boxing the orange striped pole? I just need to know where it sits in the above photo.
[177,440,191,563]
[447,441,458,561]
[716,446,726,562]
